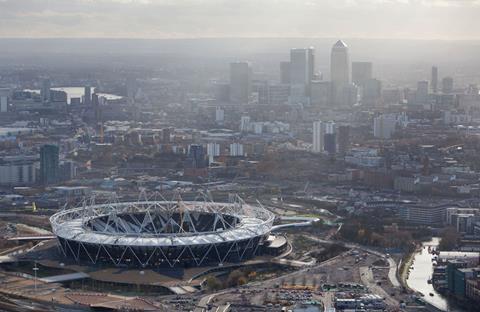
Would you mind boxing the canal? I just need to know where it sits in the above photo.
[406,237,464,312]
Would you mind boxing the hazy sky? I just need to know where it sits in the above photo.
[0,0,479,39]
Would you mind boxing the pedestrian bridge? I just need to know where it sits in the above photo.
[271,216,320,231]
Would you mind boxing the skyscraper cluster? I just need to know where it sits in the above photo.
[280,40,380,109]
[221,39,384,110]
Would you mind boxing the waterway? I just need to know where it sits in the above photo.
[406,237,464,312]
[25,87,122,104]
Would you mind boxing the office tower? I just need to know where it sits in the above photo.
[40,144,60,185]
[311,81,332,107]
[312,121,324,153]
[290,49,308,85]
[352,62,373,87]
[215,107,225,125]
[289,48,315,85]
[306,47,315,89]
[229,62,252,104]
[92,93,102,124]
[416,80,429,104]
[214,82,230,102]
[363,79,382,107]
[323,121,336,154]
[289,49,308,104]
[431,66,438,93]
[443,77,454,94]
[289,47,315,102]
[337,125,350,155]
[324,133,336,155]
[331,40,350,107]
[41,78,51,103]
[340,84,359,107]
[289,84,310,105]
[268,84,290,105]
[240,116,251,132]
[253,81,269,105]
[84,86,92,106]
[325,121,336,135]
[280,61,291,84]
[0,88,9,113]
[188,145,207,169]
[374,114,397,139]
[331,40,350,87]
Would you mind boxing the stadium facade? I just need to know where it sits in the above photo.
[50,195,275,268]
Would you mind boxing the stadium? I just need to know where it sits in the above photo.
[49,195,276,268]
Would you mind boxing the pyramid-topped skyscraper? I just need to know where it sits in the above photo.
[331,40,350,86]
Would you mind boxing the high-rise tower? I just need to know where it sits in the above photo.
[352,62,372,87]
[289,47,315,86]
[289,47,315,104]
[431,66,438,93]
[229,62,252,104]
[280,61,291,84]
[290,48,308,85]
[41,78,51,103]
[442,76,454,94]
[0,88,8,113]
[312,121,324,153]
[40,144,59,185]
[84,86,92,106]
[331,40,350,86]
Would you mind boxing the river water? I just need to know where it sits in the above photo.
[25,87,122,104]
[406,237,464,312]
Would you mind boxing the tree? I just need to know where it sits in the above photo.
[439,227,460,251]
[205,276,222,291]
[237,276,247,286]
[226,269,246,287]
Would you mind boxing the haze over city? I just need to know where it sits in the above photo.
[0,0,479,39]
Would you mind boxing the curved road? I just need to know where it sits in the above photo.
[306,235,401,288]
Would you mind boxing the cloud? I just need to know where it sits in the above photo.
[0,0,478,39]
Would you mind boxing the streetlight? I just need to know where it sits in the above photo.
[33,262,39,293]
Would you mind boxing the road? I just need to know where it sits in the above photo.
[359,266,399,308]
[195,293,216,312]
[321,291,334,311]
[306,235,401,288]
[195,291,230,312]
[387,257,401,288]
[357,246,400,288]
